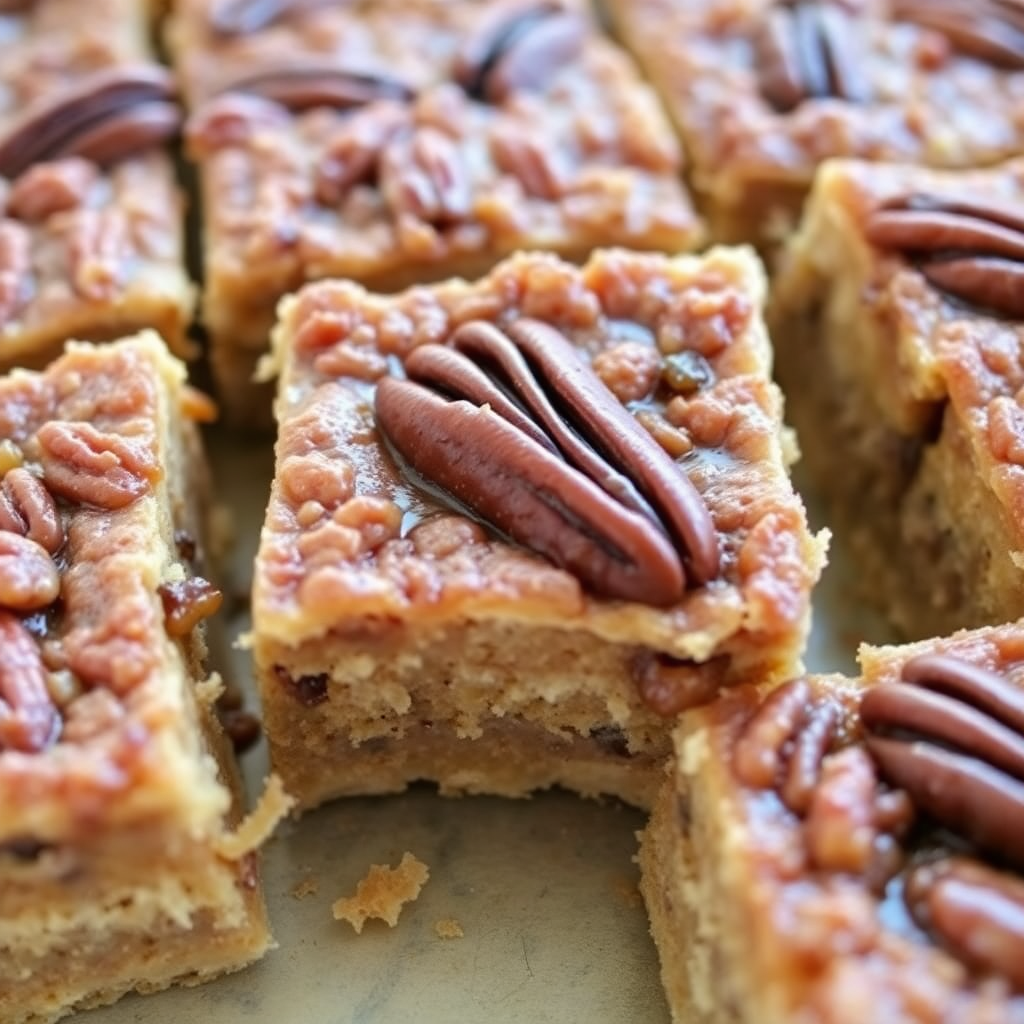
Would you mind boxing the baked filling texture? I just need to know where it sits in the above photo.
[641,625,1024,1024]
[607,0,1024,249]
[0,334,271,1024]
[771,157,1024,640]
[0,0,194,370]
[252,246,825,812]
[168,0,703,422]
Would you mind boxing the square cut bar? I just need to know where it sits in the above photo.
[0,0,193,371]
[252,248,824,812]
[640,624,1024,1024]
[770,157,1024,639]
[0,334,271,1024]
[606,0,1024,250]
[169,0,703,423]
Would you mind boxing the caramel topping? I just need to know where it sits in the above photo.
[453,0,586,103]
[0,67,180,180]
[754,1,870,113]
[862,654,1024,868]
[208,0,348,35]
[892,0,1024,69]
[212,64,414,111]
[158,577,224,637]
[865,192,1024,319]
[374,319,719,605]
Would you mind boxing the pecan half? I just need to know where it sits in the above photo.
[754,2,870,113]
[374,319,719,605]
[158,577,224,637]
[905,857,1024,988]
[865,193,1024,318]
[892,0,1024,69]
[37,422,161,510]
[0,611,60,753]
[208,0,348,34]
[214,64,414,112]
[0,532,60,612]
[862,654,1024,868]
[379,127,471,225]
[0,468,64,554]
[0,66,180,180]
[453,0,586,103]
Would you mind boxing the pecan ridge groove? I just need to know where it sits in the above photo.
[892,0,1024,69]
[374,318,719,605]
[864,192,1024,317]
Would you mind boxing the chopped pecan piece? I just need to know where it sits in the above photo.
[453,0,586,103]
[906,857,1024,988]
[37,421,161,510]
[208,0,347,34]
[490,122,568,200]
[379,128,471,225]
[865,193,1024,318]
[0,66,180,179]
[863,654,1024,868]
[6,159,98,224]
[0,468,65,554]
[754,2,871,113]
[0,532,60,612]
[158,577,224,636]
[0,220,34,323]
[804,746,879,873]
[0,611,60,753]
[374,318,718,605]
[892,0,1024,69]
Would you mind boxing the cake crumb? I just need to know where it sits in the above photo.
[611,874,643,909]
[215,775,295,860]
[435,918,464,939]
[291,875,319,900]
[332,852,430,933]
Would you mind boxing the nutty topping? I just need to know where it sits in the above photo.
[374,319,719,605]
[0,67,180,180]
[208,0,346,34]
[0,468,65,555]
[37,421,161,510]
[379,127,471,225]
[862,654,1024,868]
[453,0,586,103]
[0,532,60,612]
[158,578,224,637]
[892,0,1024,69]
[633,654,725,717]
[754,2,870,113]
[0,611,59,754]
[905,858,1024,988]
[212,64,414,112]
[865,193,1024,318]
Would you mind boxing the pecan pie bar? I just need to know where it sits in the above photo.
[0,334,272,1024]
[252,248,824,811]
[0,0,193,371]
[640,625,1024,1024]
[170,0,702,423]
[771,158,1024,638]
[607,0,1024,249]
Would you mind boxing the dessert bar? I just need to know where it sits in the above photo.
[640,623,1024,1024]
[771,157,1024,638]
[252,247,824,812]
[607,0,1024,249]
[170,0,703,422]
[0,334,271,1024]
[0,0,193,371]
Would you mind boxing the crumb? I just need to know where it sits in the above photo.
[611,874,643,909]
[215,775,295,859]
[291,875,319,900]
[434,918,463,939]
[332,852,430,933]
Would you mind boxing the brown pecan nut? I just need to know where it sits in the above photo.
[804,745,879,873]
[0,220,34,324]
[37,421,161,510]
[490,122,567,200]
[0,532,60,612]
[185,93,292,158]
[0,610,60,753]
[380,128,472,225]
[158,577,224,637]
[6,158,98,224]
[214,64,414,112]
[892,0,1024,69]
[755,2,871,112]
[0,468,65,554]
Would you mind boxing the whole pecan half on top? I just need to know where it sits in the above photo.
[864,192,1024,318]
[862,653,1024,869]
[892,0,1024,69]
[453,0,586,104]
[754,1,871,113]
[374,319,719,606]
[0,66,181,180]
